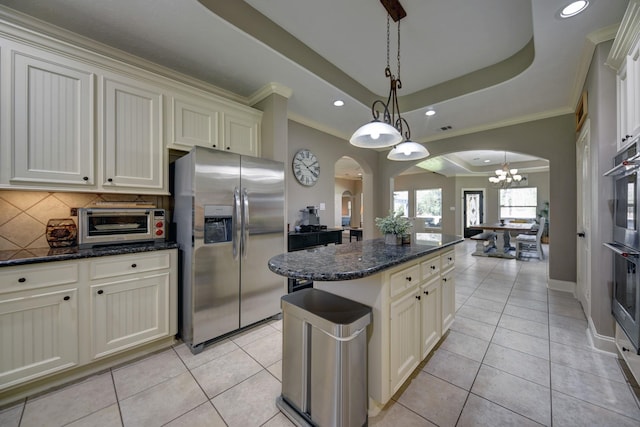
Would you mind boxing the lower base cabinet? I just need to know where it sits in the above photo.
[0,287,79,390]
[91,272,170,359]
[315,247,457,415]
[0,249,177,396]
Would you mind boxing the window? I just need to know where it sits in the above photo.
[499,187,537,219]
[416,188,442,228]
[392,191,408,217]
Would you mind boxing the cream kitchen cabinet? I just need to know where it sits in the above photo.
[312,243,460,416]
[167,94,261,157]
[389,286,421,393]
[88,251,173,359]
[420,278,441,359]
[0,249,177,399]
[441,249,456,333]
[101,76,165,192]
[615,37,640,150]
[0,263,80,391]
[9,47,95,187]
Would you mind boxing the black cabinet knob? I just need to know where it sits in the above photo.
[424,290,429,295]
[623,346,630,352]
[63,296,70,301]
[18,277,26,283]
[83,176,89,181]
[97,290,104,295]
[577,232,585,238]
[406,276,412,282]
[430,265,436,270]
[415,295,421,300]
[226,147,231,150]
[131,263,137,268]
[212,144,217,148]
[107,178,113,182]
[443,278,448,282]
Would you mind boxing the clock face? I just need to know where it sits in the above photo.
[292,149,320,186]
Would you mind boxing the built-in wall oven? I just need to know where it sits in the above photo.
[605,137,640,353]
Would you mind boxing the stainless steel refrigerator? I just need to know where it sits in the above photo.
[174,146,285,353]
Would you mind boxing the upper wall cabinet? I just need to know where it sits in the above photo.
[11,49,95,186]
[609,1,640,150]
[0,14,264,194]
[167,95,261,157]
[102,76,164,191]
[617,45,640,150]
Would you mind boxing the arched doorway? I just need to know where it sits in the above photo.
[335,156,364,233]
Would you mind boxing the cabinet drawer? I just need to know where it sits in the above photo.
[390,264,420,298]
[421,256,440,281]
[441,250,455,271]
[90,252,170,280]
[0,263,78,293]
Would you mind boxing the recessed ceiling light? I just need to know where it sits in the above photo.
[484,159,491,163]
[425,110,436,116]
[560,1,589,18]
[333,100,344,107]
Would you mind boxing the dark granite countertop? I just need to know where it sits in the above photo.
[268,233,463,281]
[0,241,179,268]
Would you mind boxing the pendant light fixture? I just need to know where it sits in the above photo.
[350,2,429,161]
[488,152,523,188]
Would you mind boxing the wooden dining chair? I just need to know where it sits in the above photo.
[515,217,545,260]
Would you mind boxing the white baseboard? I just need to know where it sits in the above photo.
[587,317,618,355]
[548,279,576,294]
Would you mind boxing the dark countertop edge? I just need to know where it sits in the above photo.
[0,242,179,268]
[269,237,463,281]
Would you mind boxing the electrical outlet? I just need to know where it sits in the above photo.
[70,208,78,216]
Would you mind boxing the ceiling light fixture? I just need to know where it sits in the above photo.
[333,100,345,107]
[350,1,429,161]
[425,110,436,116]
[488,152,522,188]
[560,1,589,18]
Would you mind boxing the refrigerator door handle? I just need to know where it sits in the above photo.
[242,188,249,259]
[233,187,240,260]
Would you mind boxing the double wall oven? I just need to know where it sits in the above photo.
[605,137,640,353]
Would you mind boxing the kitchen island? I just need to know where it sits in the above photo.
[268,233,463,415]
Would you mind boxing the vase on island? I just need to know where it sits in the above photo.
[385,233,403,246]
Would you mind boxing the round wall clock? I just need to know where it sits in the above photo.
[292,149,320,186]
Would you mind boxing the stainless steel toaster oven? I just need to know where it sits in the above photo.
[77,208,166,248]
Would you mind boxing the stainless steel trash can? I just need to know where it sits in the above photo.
[277,288,372,427]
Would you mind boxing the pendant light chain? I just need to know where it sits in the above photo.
[386,15,391,70]
[397,19,401,81]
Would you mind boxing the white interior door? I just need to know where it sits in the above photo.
[576,120,591,315]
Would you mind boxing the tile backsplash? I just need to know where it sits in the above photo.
[0,191,171,251]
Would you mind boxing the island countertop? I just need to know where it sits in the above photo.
[268,233,463,281]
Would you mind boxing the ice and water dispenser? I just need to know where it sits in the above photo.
[203,205,233,244]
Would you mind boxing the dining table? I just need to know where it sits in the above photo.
[470,222,535,258]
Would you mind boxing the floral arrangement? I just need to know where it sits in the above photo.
[375,210,412,236]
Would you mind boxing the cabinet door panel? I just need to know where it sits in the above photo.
[390,291,420,393]
[223,112,259,157]
[91,272,169,359]
[103,78,163,190]
[0,288,78,390]
[12,52,94,185]
[421,279,441,359]
[441,272,456,333]
[172,98,219,149]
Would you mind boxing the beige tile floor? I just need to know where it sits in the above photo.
[2,240,640,426]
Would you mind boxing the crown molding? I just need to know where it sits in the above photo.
[606,0,640,70]
[248,82,293,106]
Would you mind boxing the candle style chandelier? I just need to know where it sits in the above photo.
[349,1,429,161]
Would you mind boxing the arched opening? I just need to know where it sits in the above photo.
[335,156,364,236]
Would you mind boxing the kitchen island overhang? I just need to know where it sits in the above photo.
[268,233,463,281]
[268,233,464,416]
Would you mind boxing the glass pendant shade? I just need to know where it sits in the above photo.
[350,120,402,148]
[387,141,429,161]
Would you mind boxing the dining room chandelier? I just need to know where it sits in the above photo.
[349,6,429,162]
[489,152,523,188]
